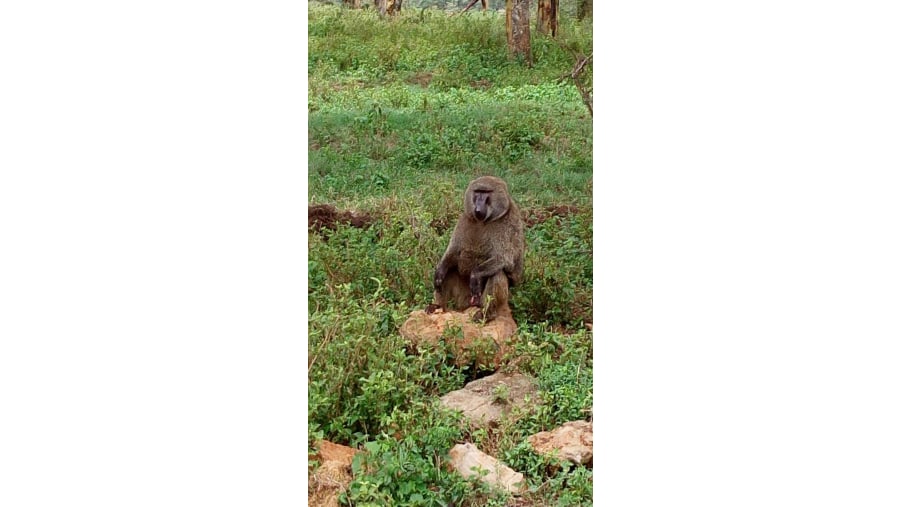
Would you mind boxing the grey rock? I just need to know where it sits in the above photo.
[448,442,526,495]
[440,372,539,428]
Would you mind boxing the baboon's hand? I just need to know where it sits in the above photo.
[433,267,446,290]
[468,276,483,307]
[425,303,442,314]
[469,275,481,297]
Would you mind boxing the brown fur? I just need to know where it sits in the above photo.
[426,176,525,321]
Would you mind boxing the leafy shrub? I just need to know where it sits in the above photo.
[341,404,495,506]
[515,213,593,325]
[502,441,592,506]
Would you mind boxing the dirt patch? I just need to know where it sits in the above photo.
[309,204,375,233]
[308,135,342,152]
[407,71,433,88]
[471,79,492,90]
[329,79,367,92]
[523,205,581,227]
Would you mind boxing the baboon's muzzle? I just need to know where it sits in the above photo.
[473,192,490,221]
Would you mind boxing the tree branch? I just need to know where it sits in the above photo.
[558,52,593,116]
[453,0,481,16]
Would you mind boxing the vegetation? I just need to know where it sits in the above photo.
[309,3,592,505]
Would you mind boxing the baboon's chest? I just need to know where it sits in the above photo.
[457,228,497,274]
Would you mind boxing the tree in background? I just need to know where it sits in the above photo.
[577,0,592,20]
[342,0,361,8]
[458,0,490,13]
[505,0,531,65]
[374,0,402,15]
[537,0,558,36]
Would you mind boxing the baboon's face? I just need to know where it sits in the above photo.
[472,189,492,221]
[465,176,511,223]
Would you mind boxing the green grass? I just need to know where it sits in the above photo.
[309,3,593,505]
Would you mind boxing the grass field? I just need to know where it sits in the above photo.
[309,3,593,504]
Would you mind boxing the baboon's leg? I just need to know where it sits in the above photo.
[476,272,512,321]
[429,270,470,312]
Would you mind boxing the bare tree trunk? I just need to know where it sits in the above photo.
[375,0,401,15]
[537,0,558,36]
[576,0,592,20]
[390,0,402,14]
[505,0,532,65]
[343,0,361,8]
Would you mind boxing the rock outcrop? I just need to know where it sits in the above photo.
[400,308,517,370]
[308,440,360,507]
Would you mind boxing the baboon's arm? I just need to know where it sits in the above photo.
[433,246,459,290]
[468,255,510,297]
[472,255,514,280]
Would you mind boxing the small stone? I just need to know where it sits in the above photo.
[527,420,593,465]
[448,442,526,495]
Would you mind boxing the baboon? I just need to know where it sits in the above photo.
[426,176,525,322]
